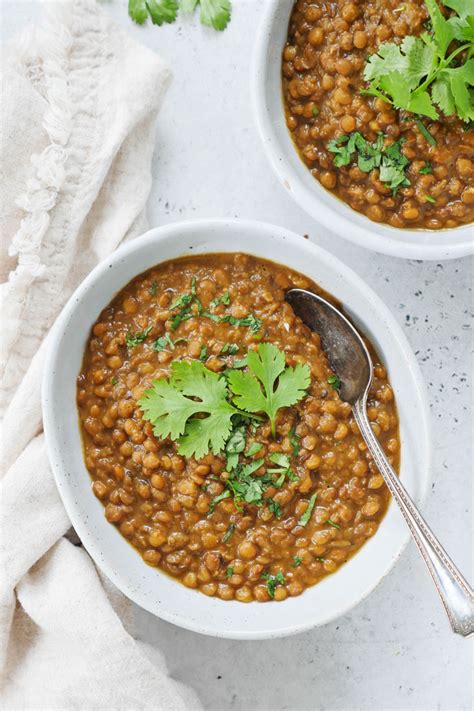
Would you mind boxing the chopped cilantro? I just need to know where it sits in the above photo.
[111,376,118,385]
[328,132,411,193]
[199,345,208,361]
[220,343,239,355]
[415,119,437,146]
[267,498,282,518]
[208,489,231,514]
[312,106,319,116]
[327,518,341,529]
[298,492,317,527]
[153,333,176,351]
[220,313,262,332]
[246,442,263,456]
[425,195,436,203]
[327,374,341,390]
[126,326,151,348]
[289,426,301,457]
[292,555,303,568]
[419,161,433,174]
[223,523,235,543]
[210,291,231,310]
[226,566,234,578]
[149,281,158,296]
[262,570,285,598]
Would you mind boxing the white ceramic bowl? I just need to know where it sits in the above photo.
[43,219,431,639]
[252,0,473,261]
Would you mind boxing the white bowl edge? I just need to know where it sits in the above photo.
[42,218,432,639]
[251,0,474,261]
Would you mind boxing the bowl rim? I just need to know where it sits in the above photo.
[251,0,474,261]
[42,218,432,639]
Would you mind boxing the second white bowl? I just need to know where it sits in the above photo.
[252,0,473,260]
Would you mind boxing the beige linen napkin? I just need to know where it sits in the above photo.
[0,2,200,708]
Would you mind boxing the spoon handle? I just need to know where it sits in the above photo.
[353,399,474,637]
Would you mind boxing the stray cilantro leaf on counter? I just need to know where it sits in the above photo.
[298,492,317,527]
[262,570,285,598]
[328,133,410,192]
[228,343,311,436]
[362,0,474,122]
[129,0,231,31]
[129,0,178,26]
[293,555,303,568]
[139,360,242,459]
[126,326,152,348]
[327,374,341,391]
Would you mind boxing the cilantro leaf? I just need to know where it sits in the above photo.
[223,524,235,543]
[362,0,473,122]
[197,0,231,30]
[139,360,241,459]
[129,0,179,26]
[298,492,317,527]
[130,0,231,31]
[293,555,303,568]
[208,489,230,514]
[267,498,282,518]
[328,133,411,192]
[153,333,176,352]
[262,570,285,598]
[126,326,151,348]
[227,343,311,437]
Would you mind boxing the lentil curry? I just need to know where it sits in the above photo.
[77,254,400,603]
[282,0,474,230]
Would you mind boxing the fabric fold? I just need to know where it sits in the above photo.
[1,1,200,708]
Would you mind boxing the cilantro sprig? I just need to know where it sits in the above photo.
[139,360,243,459]
[327,133,411,192]
[362,0,474,122]
[128,0,231,31]
[139,343,311,460]
[227,343,311,436]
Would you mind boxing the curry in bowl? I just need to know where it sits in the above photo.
[77,254,399,602]
[282,0,474,230]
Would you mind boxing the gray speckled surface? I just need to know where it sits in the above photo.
[4,1,473,709]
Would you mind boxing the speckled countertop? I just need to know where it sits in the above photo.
[4,1,473,709]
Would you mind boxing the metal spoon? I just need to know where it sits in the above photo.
[286,288,474,637]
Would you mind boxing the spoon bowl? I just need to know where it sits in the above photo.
[286,287,474,638]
